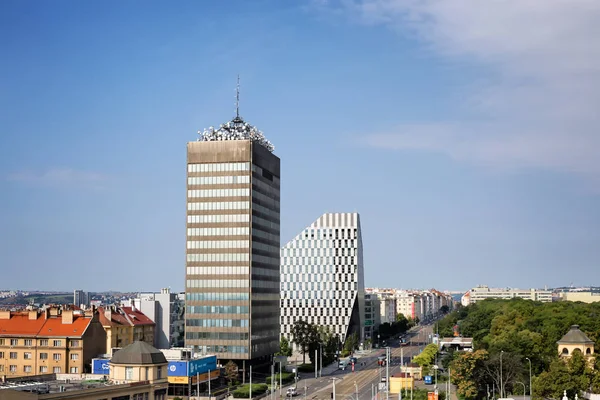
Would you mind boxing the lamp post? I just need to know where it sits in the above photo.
[320,342,323,378]
[331,377,339,400]
[516,382,526,398]
[378,334,381,348]
[500,351,504,399]
[355,381,359,400]
[525,358,532,400]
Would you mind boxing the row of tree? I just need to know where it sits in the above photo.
[436,298,600,399]
[280,320,346,366]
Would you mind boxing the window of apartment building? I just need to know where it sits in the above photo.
[53,367,61,373]
[40,339,48,346]
[23,365,32,373]
[53,353,61,361]
[24,339,32,346]
[0,351,3,358]
[125,367,134,380]
[133,393,149,400]
[10,339,18,346]
[0,339,3,345]
[70,353,79,360]
[70,367,79,373]
[157,366,162,379]
[24,352,32,359]
[145,367,149,380]
[53,340,62,347]
[40,352,48,360]
[70,340,80,347]
[9,352,17,359]
[39,366,48,373]
[10,365,17,372]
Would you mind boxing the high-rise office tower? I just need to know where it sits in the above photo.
[280,213,365,347]
[185,90,280,362]
[73,289,88,308]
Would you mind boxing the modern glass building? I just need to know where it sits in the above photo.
[280,213,365,346]
[185,113,280,362]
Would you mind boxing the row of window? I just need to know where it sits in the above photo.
[186,253,249,262]
[186,292,249,301]
[252,228,279,244]
[188,188,250,198]
[0,365,74,373]
[253,254,279,265]
[186,318,249,327]
[0,351,77,360]
[281,246,358,256]
[281,265,355,275]
[252,164,280,184]
[187,227,249,237]
[186,266,249,275]
[185,332,249,341]
[187,240,249,250]
[187,305,249,314]
[188,162,250,173]
[188,175,250,186]
[0,339,73,347]
[188,201,250,211]
[186,279,249,289]
[187,214,249,224]
[252,201,280,219]
[252,189,279,208]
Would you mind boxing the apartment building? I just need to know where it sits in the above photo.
[462,285,553,305]
[98,306,155,354]
[0,306,106,377]
[364,294,380,341]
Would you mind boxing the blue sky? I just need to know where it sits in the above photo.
[1,1,599,292]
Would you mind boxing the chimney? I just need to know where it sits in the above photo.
[49,307,59,317]
[62,309,74,324]
[105,307,112,321]
[28,310,38,320]
[44,308,51,319]
[0,311,10,320]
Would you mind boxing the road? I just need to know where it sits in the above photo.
[290,324,436,400]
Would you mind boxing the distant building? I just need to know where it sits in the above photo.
[130,288,185,349]
[73,290,89,308]
[379,297,397,324]
[557,291,600,304]
[462,285,552,305]
[98,305,155,355]
[364,293,380,342]
[280,212,365,345]
[0,306,106,377]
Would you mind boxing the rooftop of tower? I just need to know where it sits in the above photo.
[196,76,275,153]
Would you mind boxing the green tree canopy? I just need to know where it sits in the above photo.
[291,319,319,364]
[276,335,293,357]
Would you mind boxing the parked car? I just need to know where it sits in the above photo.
[287,388,299,397]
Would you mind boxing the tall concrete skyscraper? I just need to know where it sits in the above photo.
[185,91,280,362]
[280,213,365,347]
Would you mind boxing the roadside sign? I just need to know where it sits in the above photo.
[424,376,433,385]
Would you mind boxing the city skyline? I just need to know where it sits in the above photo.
[2,1,600,291]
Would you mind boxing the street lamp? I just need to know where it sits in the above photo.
[378,334,381,348]
[330,377,339,400]
[525,358,532,400]
[516,382,526,398]
[500,351,504,399]
[355,381,359,400]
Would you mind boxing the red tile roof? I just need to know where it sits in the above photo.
[97,307,154,327]
[0,312,92,337]
[121,307,154,326]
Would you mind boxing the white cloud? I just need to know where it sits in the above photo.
[316,0,600,178]
[7,168,108,189]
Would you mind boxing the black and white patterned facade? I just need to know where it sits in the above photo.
[280,213,365,345]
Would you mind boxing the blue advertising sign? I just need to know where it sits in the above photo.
[168,361,188,377]
[188,356,218,377]
[92,359,110,375]
[424,376,433,385]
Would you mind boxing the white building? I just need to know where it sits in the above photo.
[395,291,423,321]
[130,288,186,349]
[463,285,553,305]
[379,297,397,324]
[280,212,365,346]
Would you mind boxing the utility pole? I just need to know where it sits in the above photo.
[386,347,390,400]
[208,369,211,400]
[320,343,323,378]
[250,365,252,399]
[271,363,275,400]
[196,372,200,398]
[315,349,318,378]
[355,381,359,400]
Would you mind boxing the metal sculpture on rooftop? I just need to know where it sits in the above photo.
[197,76,275,153]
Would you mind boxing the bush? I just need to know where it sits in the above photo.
[297,363,315,373]
[265,372,294,385]
[340,349,351,358]
[233,383,269,398]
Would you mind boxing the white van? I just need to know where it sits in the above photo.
[338,359,348,370]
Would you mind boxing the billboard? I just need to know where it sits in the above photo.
[188,356,217,377]
[168,376,189,384]
[168,361,188,377]
[92,359,110,375]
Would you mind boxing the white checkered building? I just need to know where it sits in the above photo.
[280,212,365,349]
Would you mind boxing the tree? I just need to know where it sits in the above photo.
[291,320,319,364]
[440,305,450,314]
[413,344,439,375]
[225,360,238,385]
[276,335,293,357]
[481,351,524,397]
[344,332,359,354]
[450,349,488,399]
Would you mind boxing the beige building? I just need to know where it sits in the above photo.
[0,307,106,378]
[186,113,280,361]
[98,306,155,354]
[557,291,600,304]
[462,285,552,305]
[1,341,168,400]
[558,324,595,362]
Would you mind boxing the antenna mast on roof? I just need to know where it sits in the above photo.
[235,74,240,118]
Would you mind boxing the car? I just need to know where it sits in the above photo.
[287,388,299,397]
